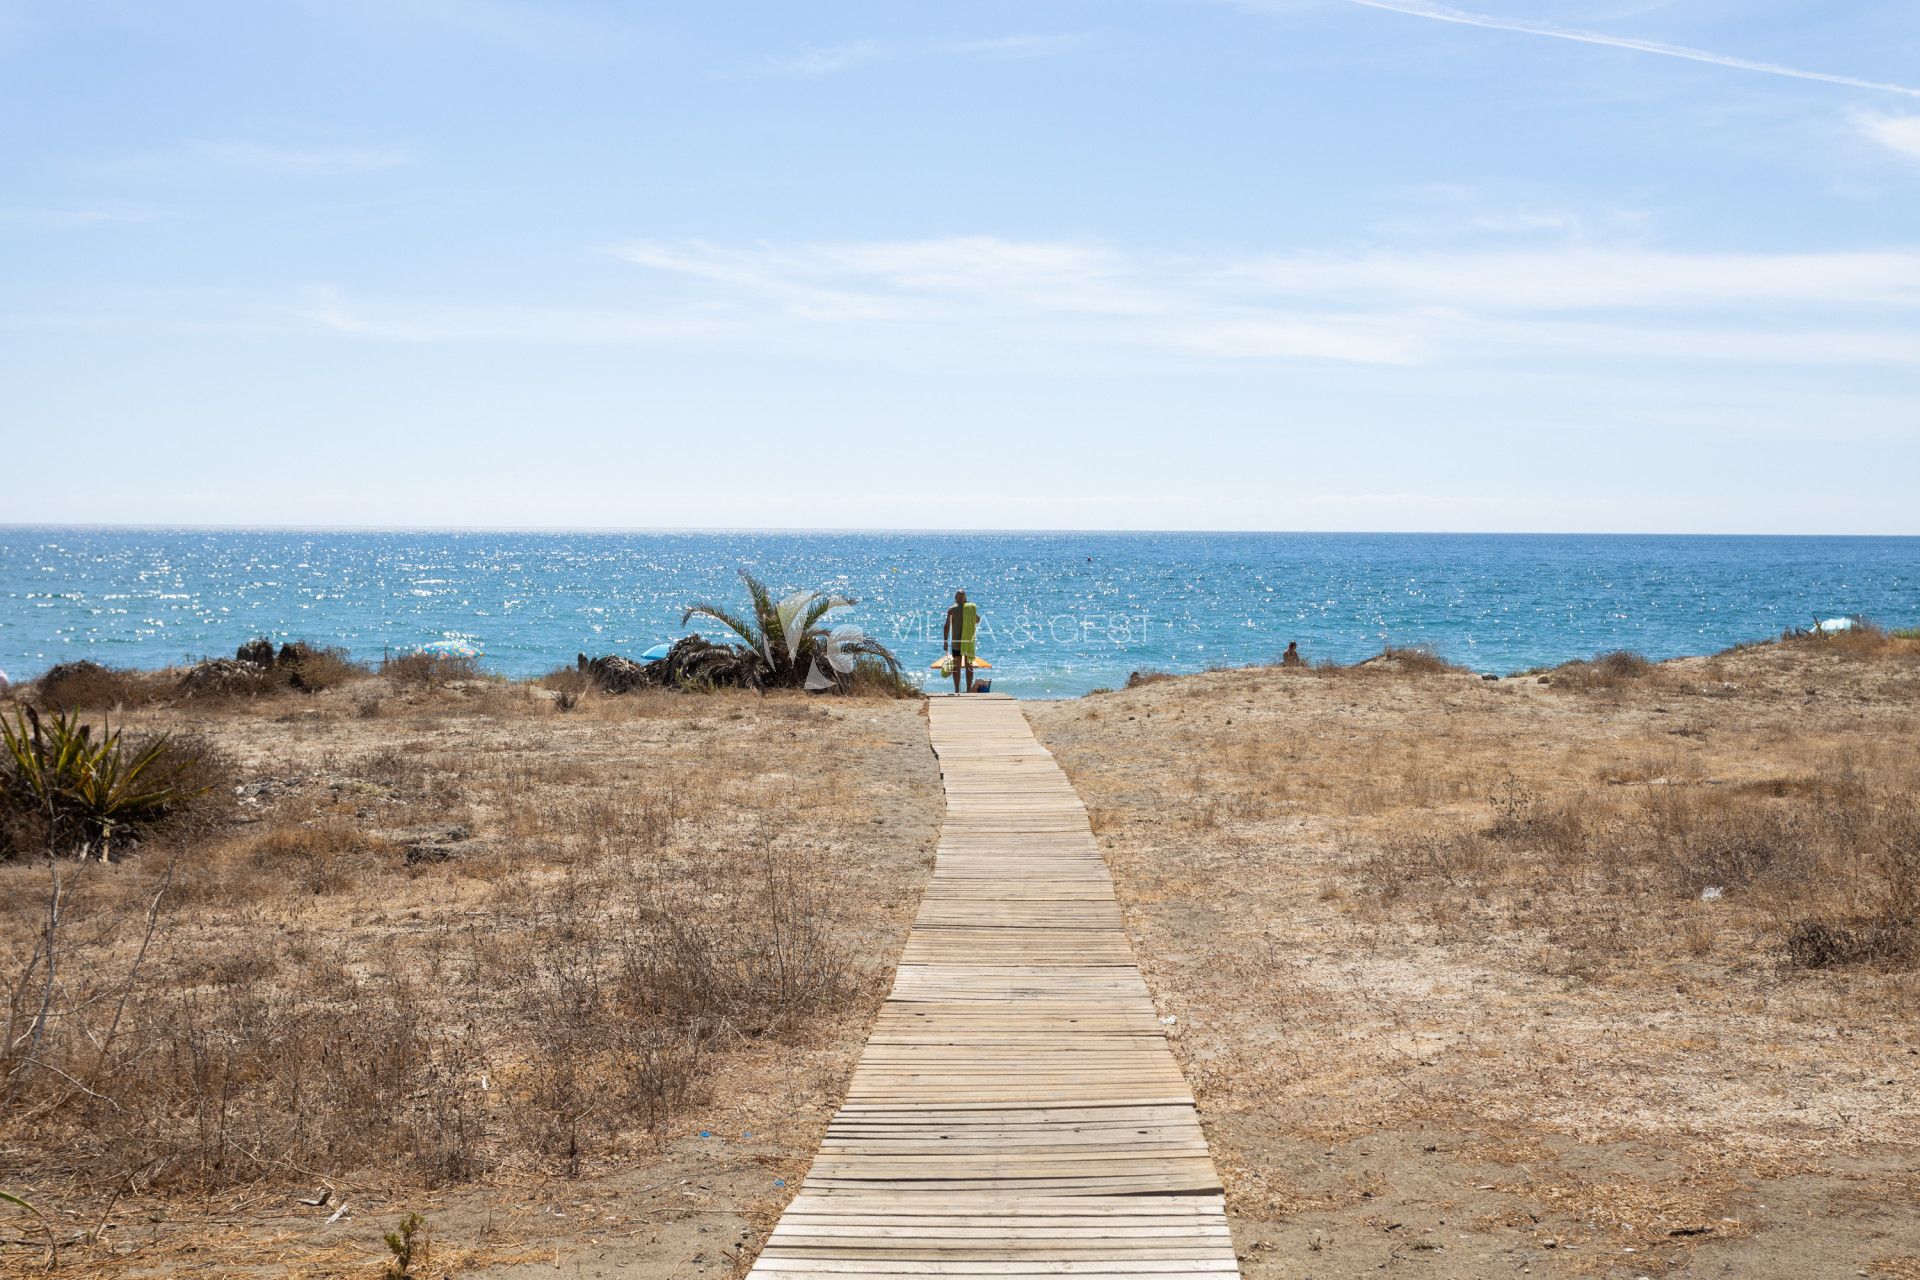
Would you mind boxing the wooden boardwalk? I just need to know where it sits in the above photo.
[747,695,1239,1278]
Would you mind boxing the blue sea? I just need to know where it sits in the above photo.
[1,529,1914,698]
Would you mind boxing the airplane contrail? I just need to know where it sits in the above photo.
[1345,0,1920,100]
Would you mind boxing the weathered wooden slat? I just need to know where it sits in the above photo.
[744,697,1238,1278]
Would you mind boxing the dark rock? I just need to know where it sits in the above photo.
[236,637,275,667]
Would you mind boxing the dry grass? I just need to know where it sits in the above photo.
[1785,619,1920,657]
[1362,768,1918,970]
[1349,644,1473,676]
[1029,636,1920,1277]
[0,682,940,1274]
[377,650,483,689]
[1538,648,1655,690]
[839,656,920,699]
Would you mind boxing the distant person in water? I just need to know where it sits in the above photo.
[943,590,979,695]
[1282,641,1303,667]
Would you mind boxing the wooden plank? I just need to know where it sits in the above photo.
[744,698,1238,1278]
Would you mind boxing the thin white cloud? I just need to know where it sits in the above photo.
[1856,111,1920,163]
[1369,186,1613,240]
[764,32,1091,77]
[1330,0,1920,99]
[305,234,1920,371]
[1227,246,1920,309]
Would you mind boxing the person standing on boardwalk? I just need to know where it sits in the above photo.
[943,589,979,694]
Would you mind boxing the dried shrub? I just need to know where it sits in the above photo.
[0,698,887,1206]
[172,638,371,701]
[240,824,400,895]
[1772,620,1920,660]
[175,658,277,699]
[32,661,168,711]
[274,641,368,692]
[1125,670,1174,689]
[1356,759,1920,974]
[1376,646,1471,675]
[488,825,849,1169]
[1364,833,1493,904]
[0,709,229,862]
[575,653,655,694]
[381,650,482,688]
[98,975,487,1190]
[1314,647,1471,678]
[1545,650,1655,692]
[1781,918,1912,969]
[840,656,918,699]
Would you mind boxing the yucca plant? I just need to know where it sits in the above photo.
[682,570,901,691]
[1,706,201,860]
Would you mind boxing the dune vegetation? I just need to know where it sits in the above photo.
[1029,627,1920,1278]
[0,641,938,1276]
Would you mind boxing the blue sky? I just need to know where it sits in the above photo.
[2,0,1917,532]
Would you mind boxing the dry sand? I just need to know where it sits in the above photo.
[0,681,941,1277]
[5,636,1916,1279]
[1027,639,1920,1279]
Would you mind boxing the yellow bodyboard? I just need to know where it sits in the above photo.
[929,655,992,672]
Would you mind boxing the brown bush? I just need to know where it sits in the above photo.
[1782,915,1914,969]
[538,665,595,700]
[1544,649,1655,691]
[32,661,170,710]
[275,641,369,692]
[841,656,918,698]
[1745,621,1920,663]
[162,639,374,702]
[176,657,278,699]
[240,823,401,895]
[380,649,483,688]
[1309,646,1471,677]
[1125,670,1175,689]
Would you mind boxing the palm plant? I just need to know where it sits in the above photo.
[682,570,901,691]
[1,706,202,860]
